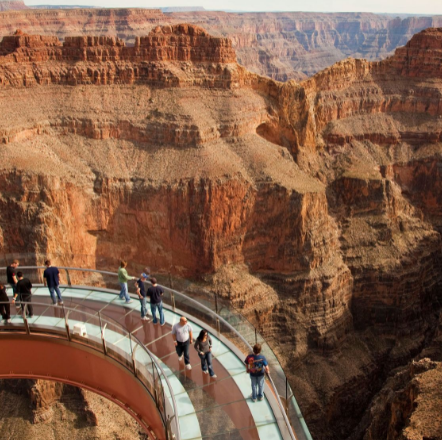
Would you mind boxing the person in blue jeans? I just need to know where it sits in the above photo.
[43,260,63,305]
[117,260,134,304]
[147,277,165,325]
[172,316,193,370]
[244,343,269,402]
[136,273,150,321]
[194,329,217,378]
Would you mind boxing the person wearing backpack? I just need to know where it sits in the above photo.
[244,343,269,402]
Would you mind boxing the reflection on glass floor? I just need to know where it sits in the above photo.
[3,286,284,440]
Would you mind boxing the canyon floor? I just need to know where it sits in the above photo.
[0,12,442,440]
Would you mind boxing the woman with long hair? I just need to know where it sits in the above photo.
[194,329,216,378]
[0,283,11,323]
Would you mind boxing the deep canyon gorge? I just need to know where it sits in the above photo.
[0,3,442,440]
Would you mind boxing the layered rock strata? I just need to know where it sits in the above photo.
[0,26,237,88]
[2,9,442,80]
[1,25,442,440]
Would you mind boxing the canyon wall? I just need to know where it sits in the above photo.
[0,379,145,438]
[2,7,442,81]
[1,25,442,440]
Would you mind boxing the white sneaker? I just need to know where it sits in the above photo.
[141,317,150,321]
[178,355,183,362]
[185,364,192,370]
[58,301,63,305]
[211,374,217,378]
[202,370,209,374]
[125,300,133,304]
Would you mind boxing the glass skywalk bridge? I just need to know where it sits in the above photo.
[0,267,312,440]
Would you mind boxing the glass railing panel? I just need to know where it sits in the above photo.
[64,307,103,351]
[99,316,134,371]
[162,286,219,332]
[152,362,167,422]
[134,344,156,397]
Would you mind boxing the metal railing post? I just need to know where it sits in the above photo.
[22,303,30,335]
[131,343,138,378]
[64,268,72,286]
[101,320,108,355]
[171,292,176,311]
[64,309,71,341]
[166,414,176,440]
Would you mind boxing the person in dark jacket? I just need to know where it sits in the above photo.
[6,259,19,297]
[14,271,33,318]
[147,277,165,326]
[0,283,11,323]
[194,329,217,378]
[43,260,63,305]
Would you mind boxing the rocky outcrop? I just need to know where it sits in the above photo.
[0,379,144,438]
[348,358,442,440]
[0,26,239,88]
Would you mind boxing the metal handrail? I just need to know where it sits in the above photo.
[0,265,306,440]
[0,299,180,440]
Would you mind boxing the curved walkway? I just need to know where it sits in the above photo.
[3,285,286,440]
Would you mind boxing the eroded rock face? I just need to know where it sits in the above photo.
[0,379,145,438]
[0,25,237,88]
[2,9,442,81]
[1,25,442,440]
[349,358,442,440]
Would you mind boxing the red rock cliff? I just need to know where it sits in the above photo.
[0,25,238,87]
[1,25,442,440]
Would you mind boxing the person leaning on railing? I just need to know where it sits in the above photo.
[118,260,135,304]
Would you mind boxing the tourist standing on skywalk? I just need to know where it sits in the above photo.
[136,272,150,321]
[43,260,63,305]
[194,329,217,378]
[172,316,193,370]
[118,260,134,304]
[147,277,165,326]
[14,271,33,318]
[244,343,269,402]
[6,259,19,297]
[0,283,11,323]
